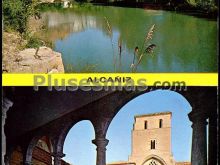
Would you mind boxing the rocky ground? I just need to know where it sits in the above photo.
[2,32,64,73]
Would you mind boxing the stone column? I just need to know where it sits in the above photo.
[2,98,13,165]
[23,150,33,165]
[190,113,208,165]
[208,116,217,165]
[92,137,109,165]
[52,152,65,165]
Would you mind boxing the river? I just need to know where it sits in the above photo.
[39,5,217,72]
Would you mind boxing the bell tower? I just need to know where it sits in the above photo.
[129,112,175,165]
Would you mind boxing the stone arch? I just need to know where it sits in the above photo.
[61,119,96,165]
[103,89,191,165]
[113,89,192,118]
[52,122,75,155]
[142,155,167,165]
[24,135,53,164]
[23,135,42,164]
[55,118,96,155]
[104,88,193,138]
[63,119,96,143]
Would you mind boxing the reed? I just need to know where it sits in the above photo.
[104,17,116,72]
[104,17,112,37]
[132,24,156,72]
[118,35,122,72]
[118,34,122,56]
[103,18,156,73]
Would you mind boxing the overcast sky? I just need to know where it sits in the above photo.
[63,89,192,165]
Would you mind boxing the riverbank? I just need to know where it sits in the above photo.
[38,2,218,20]
[2,32,64,73]
[92,2,218,20]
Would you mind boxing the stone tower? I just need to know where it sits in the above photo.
[128,112,175,165]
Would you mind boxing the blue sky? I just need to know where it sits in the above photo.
[63,90,192,165]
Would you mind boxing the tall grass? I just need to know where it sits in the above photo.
[104,16,156,73]
[131,24,156,72]
[104,17,117,72]
[118,35,122,72]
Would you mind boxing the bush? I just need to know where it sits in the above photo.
[38,2,63,11]
[3,0,40,34]
[25,36,43,48]
[196,1,217,13]
[25,33,54,49]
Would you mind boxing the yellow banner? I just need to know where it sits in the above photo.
[2,73,218,86]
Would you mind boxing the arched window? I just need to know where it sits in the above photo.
[159,119,163,128]
[151,140,156,149]
[145,121,148,129]
[143,158,163,165]
[149,160,158,165]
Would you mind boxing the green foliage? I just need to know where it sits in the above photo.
[175,0,217,13]
[38,2,63,11]
[3,0,40,34]
[196,0,217,13]
[25,35,43,48]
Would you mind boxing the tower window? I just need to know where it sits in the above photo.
[144,121,148,129]
[159,119,163,128]
[149,160,158,165]
[150,140,156,149]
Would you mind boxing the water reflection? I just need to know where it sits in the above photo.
[39,6,217,72]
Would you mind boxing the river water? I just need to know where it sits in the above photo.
[39,6,217,72]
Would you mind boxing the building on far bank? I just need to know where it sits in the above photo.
[108,112,191,165]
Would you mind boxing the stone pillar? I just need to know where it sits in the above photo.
[189,113,208,165]
[92,137,109,165]
[52,152,65,165]
[208,116,217,165]
[23,151,33,165]
[2,98,13,165]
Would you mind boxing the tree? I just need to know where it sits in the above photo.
[3,0,40,34]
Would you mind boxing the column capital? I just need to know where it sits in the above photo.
[52,152,65,165]
[92,138,109,147]
[188,111,208,123]
[51,152,65,158]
